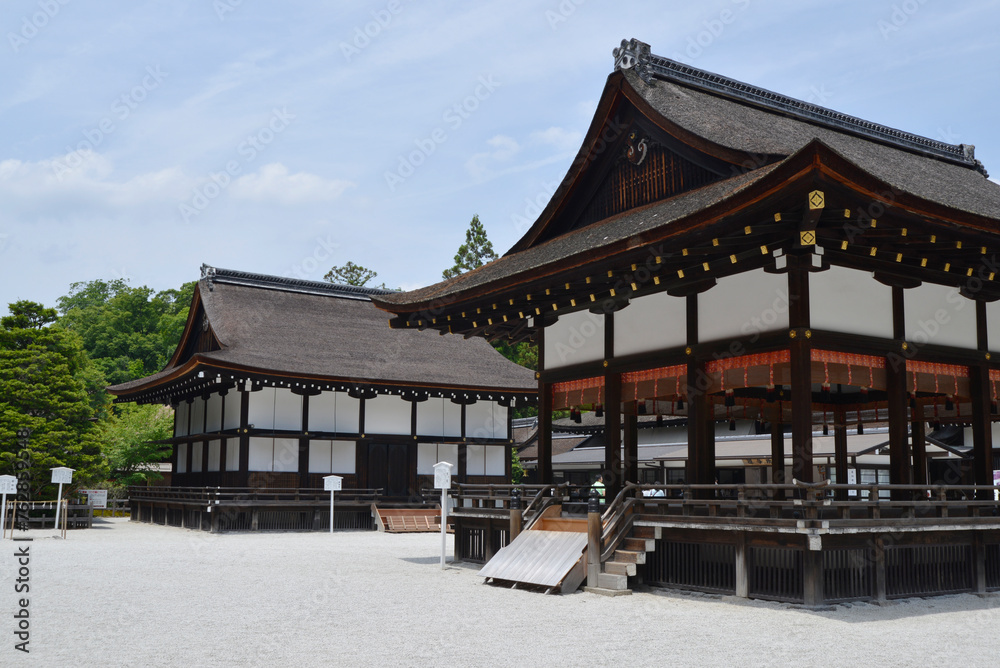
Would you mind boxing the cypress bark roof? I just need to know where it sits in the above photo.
[374,39,1000,313]
[108,267,536,398]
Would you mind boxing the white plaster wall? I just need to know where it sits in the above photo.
[365,395,411,435]
[698,268,789,343]
[174,402,189,437]
[904,282,976,349]
[248,387,276,430]
[416,397,445,436]
[810,265,893,338]
[544,310,604,369]
[223,392,241,430]
[273,388,302,431]
[207,440,221,472]
[614,291,687,357]
[225,440,239,472]
[309,392,337,432]
[485,445,506,476]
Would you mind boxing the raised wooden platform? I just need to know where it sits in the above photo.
[373,507,450,533]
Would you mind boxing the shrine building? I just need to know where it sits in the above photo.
[373,39,1000,603]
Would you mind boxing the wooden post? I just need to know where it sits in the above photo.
[604,371,622,501]
[735,531,748,598]
[834,406,848,502]
[874,536,887,604]
[802,539,823,607]
[974,532,987,595]
[788,258,813,483]
[969,366,994,499]
[886,356,911,499]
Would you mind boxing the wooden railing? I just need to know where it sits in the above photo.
[128,486,382,507]
[625,482,1000,525]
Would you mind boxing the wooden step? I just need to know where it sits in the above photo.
[614,549,646,564]
[632,525,661,540]
[597,572,629,590]
[604,561,636,577]
[622,537,655,552]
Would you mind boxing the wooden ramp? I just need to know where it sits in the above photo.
[478,528,588,594]
[373,506,447,533]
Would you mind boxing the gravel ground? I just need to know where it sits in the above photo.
[3,518,1000,667]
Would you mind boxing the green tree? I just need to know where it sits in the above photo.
[0,301,107,497]
[324,261,378,286]
[55,279,196,385]
[100,403,173,486]
[442,214,497,279]
[511,448,526,484]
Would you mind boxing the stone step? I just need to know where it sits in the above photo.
[614,549,646,564]
[604,560,636,577]
[597,571,629,590]
[623,537,656,552]
[632,525,661,540]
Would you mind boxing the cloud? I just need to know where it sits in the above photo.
[0,152,353,220]
[229,163,355,204]
[529,126,582,152]
[464,135,520,180]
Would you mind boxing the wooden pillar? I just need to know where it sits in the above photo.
[298,395,310,488]
[687,358,713,490]
[802,542,824,607]
[886,357,911,492]
[604,371,622,500]
[734,531,748,598]
[912,416,927,486]
[239,389,250,483]
[537,382,553,485]
[623,412,638,487]
[834,406,848,502]
[969,365,994,498]
[788,259,813,483]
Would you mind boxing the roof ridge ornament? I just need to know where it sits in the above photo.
[615,39,987,175]
[613,38,654,84]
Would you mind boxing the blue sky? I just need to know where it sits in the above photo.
[1,0,998,308]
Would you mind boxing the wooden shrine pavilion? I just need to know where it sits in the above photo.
[109,266,535,530]
[373,39,1000,603]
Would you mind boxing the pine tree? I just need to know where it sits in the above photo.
[442,215,498,279]
[0,301,107,497]
[324,261,378,286]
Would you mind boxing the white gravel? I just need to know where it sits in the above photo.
[3,518,1000,667]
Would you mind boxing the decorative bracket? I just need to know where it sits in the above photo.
[613,38,654,84]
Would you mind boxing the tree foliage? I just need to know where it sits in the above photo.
[99,403,173,486]
[442,214,497,279]
[324,261,378,287]
[0,301,107,496]
[56,279,196,385]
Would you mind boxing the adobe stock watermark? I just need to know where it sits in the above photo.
[286,235,339,280]
[510,180,559,235]
[383,75,500,192]
[7,0,71,53]
[340,0,411,62]
[670,0,752,64]
[214,0,244,21]
[545,0,586,30]
[51,65,168,180]
[179,107,295,222]
[878,0,931,39]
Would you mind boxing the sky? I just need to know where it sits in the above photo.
[1,0,999,309]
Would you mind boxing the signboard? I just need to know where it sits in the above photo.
[433,461,453,490]
[0,475,16,495]
[324,475,343,492]
[51,467,74,484]
[847,468,858,497]
[79,489,108,509]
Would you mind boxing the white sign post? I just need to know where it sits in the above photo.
[0,475,16,540]
[51,467,74,535]
[433,461,453,569]
[324,475,342,533]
